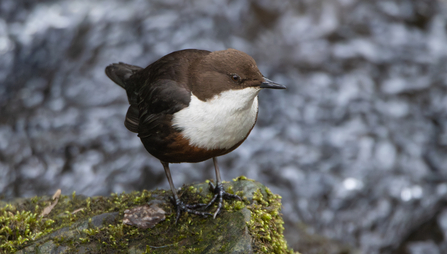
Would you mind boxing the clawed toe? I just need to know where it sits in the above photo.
[168,182,242,223]
[204,182,242,219]
[170,196,213,224]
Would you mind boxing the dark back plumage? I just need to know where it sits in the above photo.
[105,50,212,157]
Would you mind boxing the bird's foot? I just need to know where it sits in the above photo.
[169,196,213,224]
[204,182,242,219]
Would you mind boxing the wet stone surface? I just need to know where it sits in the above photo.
[5,179,294,254]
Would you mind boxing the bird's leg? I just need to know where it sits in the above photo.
[161,161,212,223]
[203,157,242,219]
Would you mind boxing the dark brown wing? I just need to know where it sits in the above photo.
[137,78,191,139]
[126,50,211,154]
[106,49,210,136]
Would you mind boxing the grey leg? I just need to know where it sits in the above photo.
[161,161,180,201]
[213,157,222,184]
[161,161,212,223]
[204,157,242,218]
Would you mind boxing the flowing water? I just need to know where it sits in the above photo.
[1,0,447,253]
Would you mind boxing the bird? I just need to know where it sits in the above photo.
[105,48,285,222]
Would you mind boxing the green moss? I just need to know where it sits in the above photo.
[1,177,298,253]
[233,175,248,181]
[246,188,297,254]
[0,188,155,253]
[0,204,55,252]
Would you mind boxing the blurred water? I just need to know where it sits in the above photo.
[2,0,447,253]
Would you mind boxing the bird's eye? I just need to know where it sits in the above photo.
[230,74,241,83]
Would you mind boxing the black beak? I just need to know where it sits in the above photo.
[260,77,286,89]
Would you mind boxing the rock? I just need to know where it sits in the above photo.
[0,177,298,254]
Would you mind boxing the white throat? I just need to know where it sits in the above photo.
[172,87,260,150]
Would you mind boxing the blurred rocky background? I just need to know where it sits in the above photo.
[1,0,447,253]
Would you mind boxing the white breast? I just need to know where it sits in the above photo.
[172,87,260,150]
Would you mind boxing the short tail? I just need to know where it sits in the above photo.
[106,62,144,133]
[105,62,143,89]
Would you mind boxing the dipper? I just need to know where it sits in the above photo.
[105,49,285,222]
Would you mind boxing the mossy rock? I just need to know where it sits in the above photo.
[0,177,299,253]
